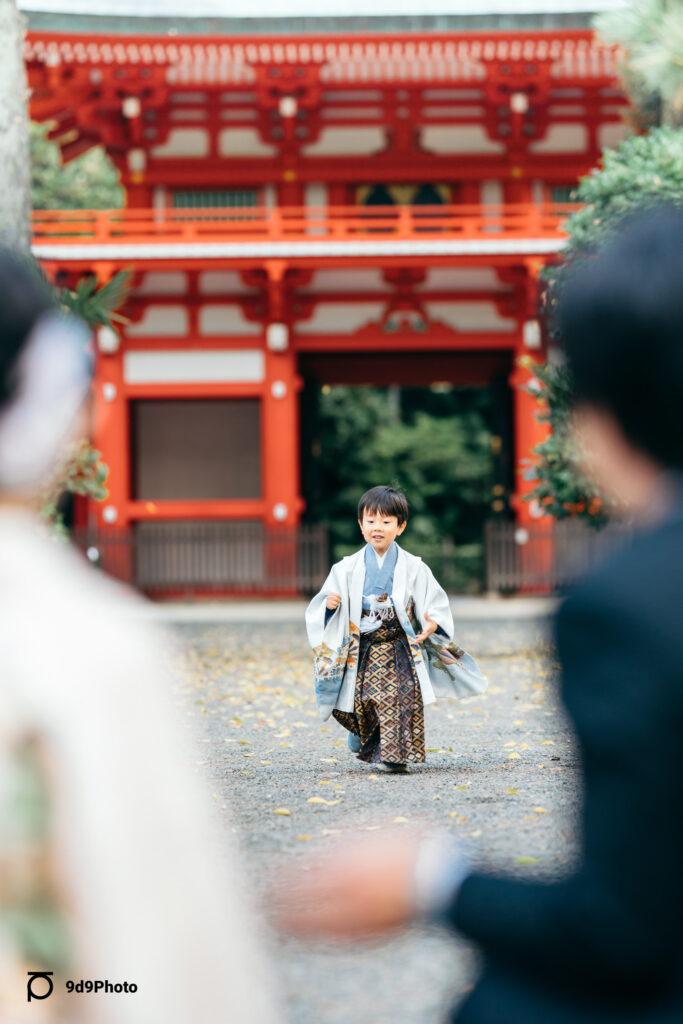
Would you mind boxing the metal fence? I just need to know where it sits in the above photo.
[485,518,632,594]
[72,521,329,598]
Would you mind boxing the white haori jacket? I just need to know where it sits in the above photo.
[305,544,488,721]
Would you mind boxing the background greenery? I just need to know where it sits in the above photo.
[529,126,683,527]
[304,384,497,592]
[31,122,124,210]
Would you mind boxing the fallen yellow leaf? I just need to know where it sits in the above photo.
[393,816,410,824]
[534,807,548,814]
[508,752,522,760]
[515,856,540,866]
[507,788,518,794]
[273,808,291,816]
[297,835,312,841]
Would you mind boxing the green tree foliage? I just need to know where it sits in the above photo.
[40,441,110,537]
[530,126,683,526]
[59,270,131,331]
[31,122,124,210]
[520,358,608,528]
[595,0,683,127]
[307,385,495,591]
[39,271,132,532]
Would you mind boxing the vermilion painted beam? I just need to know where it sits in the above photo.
[122,336,264,352]
[127,500,266,520]
[124,382,264,399]
[125,154,611,188]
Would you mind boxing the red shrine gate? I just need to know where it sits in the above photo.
[26,27,629,593]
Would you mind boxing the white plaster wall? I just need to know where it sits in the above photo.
[218,128,277,157]
[296,302,386,334]
[422,125,504,154]
[425,301,516,332]
[199,271,257,295]
[151,128,210,158]
[126,305,189,337]
[303,127,385,156]
[531,179,545,206]
[416,268,511,291]
[530,123,588,154]
[199,305,262,336]
[481,180,504,206]
[598,122,631,149]
[132,272,188,297]
[307,269,388,293]
[124,349,265,384]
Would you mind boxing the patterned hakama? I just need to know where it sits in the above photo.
[333,615,425,764]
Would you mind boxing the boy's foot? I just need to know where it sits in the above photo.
[378,761,408,774]
[347,732,362,754]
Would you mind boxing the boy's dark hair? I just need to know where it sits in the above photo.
[559,206,683,469]
[0,251,55,407]
[358,485,409,525]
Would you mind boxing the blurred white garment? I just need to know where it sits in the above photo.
[0,508,280,1024]
[0,316,91,491]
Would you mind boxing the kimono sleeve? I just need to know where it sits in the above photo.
[305,566,343,647]
[412,562,455,640]
[305,563,351,719]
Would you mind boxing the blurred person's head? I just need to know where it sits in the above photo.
[559,207,683,517]
[358,485,408,554]
[0,251,91,501]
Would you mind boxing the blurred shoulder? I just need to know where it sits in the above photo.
[559,518,683,656]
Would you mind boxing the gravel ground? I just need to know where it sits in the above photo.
[170,615,580,1024]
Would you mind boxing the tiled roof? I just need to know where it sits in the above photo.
[19,0,626,16]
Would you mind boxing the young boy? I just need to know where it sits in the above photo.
[305,485,487,773]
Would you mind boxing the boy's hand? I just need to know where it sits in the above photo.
[269,831,422,940]
[415,611,438,643]
[326,593,342,611]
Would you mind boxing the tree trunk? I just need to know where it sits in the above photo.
[0,0,31,253]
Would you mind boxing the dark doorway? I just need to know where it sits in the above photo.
[299,351,514,593]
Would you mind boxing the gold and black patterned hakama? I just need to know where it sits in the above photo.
[333,615,425,764]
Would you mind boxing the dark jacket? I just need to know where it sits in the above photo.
[448,508,683,1023]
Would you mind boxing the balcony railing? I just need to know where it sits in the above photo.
[72,521,329,598]
[32,203,576,249]
[485,519,632,594]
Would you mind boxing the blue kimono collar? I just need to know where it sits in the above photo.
[363,541,399,595]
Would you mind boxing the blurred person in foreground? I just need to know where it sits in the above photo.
[273,208,683,1023]
[0,252,279,1024]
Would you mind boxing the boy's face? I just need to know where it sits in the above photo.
[358,509,406,555]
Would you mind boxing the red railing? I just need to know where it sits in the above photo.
[32,203,576,248]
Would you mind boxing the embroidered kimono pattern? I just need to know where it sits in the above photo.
[333,614,425,763]
[305,544,488,727]
[329,543,424,762]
